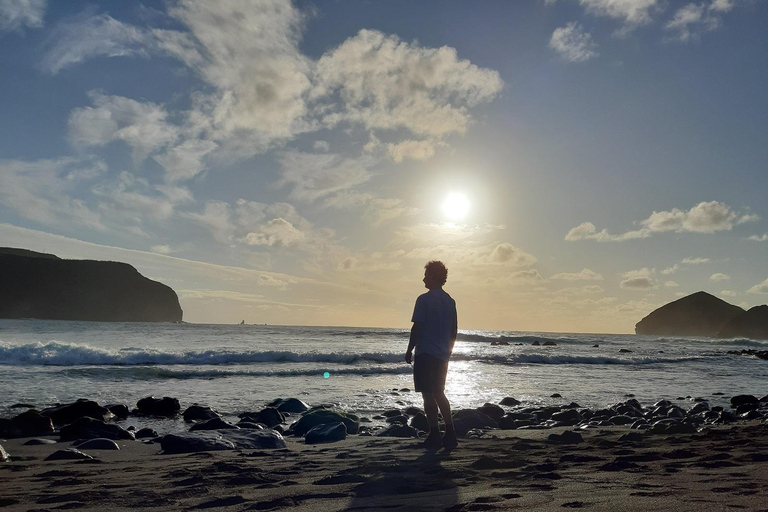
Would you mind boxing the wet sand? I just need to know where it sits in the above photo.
[2,422,768,511]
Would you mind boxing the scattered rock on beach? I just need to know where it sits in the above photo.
[0,410,54,438]
[452,409,498,437]
[730,395,758,408]
[288,409,359,436]
[183,405,221,423]
[239,407,284,428]
[106,404,129,419]
[159,433,235,454]
[305,422,347,444]
[41,399,114,426]
[499,397,521,407]
[23,438,57,445]
[136,396,180,417]
[220,430,287,450]
[135,428,158,439]
[189,418,239,431]
[60,417,135,442]
[73,438,120,450]
[268,398,310,414]
[45,448,94,461]
[477,403,505,420]
[409,412,430,432]
[377,424,419,437]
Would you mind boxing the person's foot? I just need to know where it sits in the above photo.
[422,429,442,450]
[442,429,458,450]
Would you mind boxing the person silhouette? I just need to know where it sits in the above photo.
[404,260,458,450]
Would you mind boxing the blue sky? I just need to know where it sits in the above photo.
[1,0,766,332]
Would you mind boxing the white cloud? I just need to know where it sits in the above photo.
[185,200,234,243]
[154,139,218,183]
[0,157,103,231]
[42,11,150,74]
[681,257,709,264]
[551,268,604,281]
[241,218,305,247]
[620,268,657,290]
[387,139,438,163]
[579,0,660,30]
[549,22,599,62]
[747,278,768,295]
[748,233,768,242]
[0,0,45,32]
[661,264,680,275]
[313,29,503,138]
[721,290,737,297]
[278,151,373,201]
[476,243,538,267]
[566,201,758,242]
[665,0,739,42]
[91,172,191,222]
[150,244,173,255]
[69,92,179,161]
[664,281,679,288]
[313,140,330,152]
[710,273,730,281]
[324,191,418,226]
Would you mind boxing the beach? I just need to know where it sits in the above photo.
[2,418,768,511]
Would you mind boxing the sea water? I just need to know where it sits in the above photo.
[1,320,767,430]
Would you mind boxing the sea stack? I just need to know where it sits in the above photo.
[0,248,183,322]
[635,291,744,337]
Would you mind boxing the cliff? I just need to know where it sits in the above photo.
[635,291,744,337]
[0,248,182,322]
[717,305,768,340]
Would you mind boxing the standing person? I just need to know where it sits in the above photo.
[405,260,459,450]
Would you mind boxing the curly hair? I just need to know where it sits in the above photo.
[424,260,448,286]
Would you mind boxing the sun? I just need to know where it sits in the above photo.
[442,192,470,221]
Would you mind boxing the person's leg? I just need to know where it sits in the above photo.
[421,392,442,449]
[434,390,458,449]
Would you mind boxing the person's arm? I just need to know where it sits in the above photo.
[405,322,421,364]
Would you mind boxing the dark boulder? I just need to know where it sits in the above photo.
[0,248,183,322]
[41,399,113,426]
[289,410,359,436]
[45,448,94,461]
[159,433,235,454]
[635,291,744,336]
[382,409,403,418]
[136,396,180,417]
[60,417,135,442]
[221,430,286,450]
[730,395,758,408]
[385,414,409,425]
[477,403,505,420]
[718,305,768,340]
[550,409,582,425]
[189,418,239,431]
[409,412,430,432]
[452,409,498,437]
[239,407,283,428]
[183,405,220,423]
[135,428,158,439]
[1,410,54,438]
[267,398,310,414]
[106,404,129,420]
[499,397,521,406]
[305,422,347,444]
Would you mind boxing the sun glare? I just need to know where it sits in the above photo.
[442,192,470,221]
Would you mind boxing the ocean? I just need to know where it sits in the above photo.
[1,320,767,431]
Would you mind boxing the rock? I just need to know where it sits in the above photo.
[236,422,264,430]
[550,393,562,398]
[382,409,403,418]
[635,291,744,336]
[289,409,359,436]
[305,422,347,444]
[60,417,135,442]
[135,428,158,439]
[543,341,557,346]
[730,395,758,408]
[0,410,54,438]
[550,409,582,425]
[189,418,239,431]
[385,414,409,425]
[377,424,419,437]
[717,305,768,340]
[73,438,120,450]
[240,408,283,428]
[23,438,57,445]
[267,398,310,414]
[452,409,498,436]
[220,430,286,450]
[608,415,634,426]
[0,248,183,322]
[499,397,521,406]
[183,405,220,422]
[477,404,505,420]
[618,432,644,442]
[619,349,632,353]
[45,448,94,461]
[106,404,129,420]
[41,399,114,426]
[409,412,430,432]
[532,341,540,346]
[548,431,583,444]
[404,406,423,416]
[136,396,180,417]
[0,444,8,462]
[159,433,235,454]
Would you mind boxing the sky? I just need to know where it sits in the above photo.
[1,0,766,333]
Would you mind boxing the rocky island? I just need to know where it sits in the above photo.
[636,291,768,340]
[0,247,182,322]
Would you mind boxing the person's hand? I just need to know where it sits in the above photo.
[404,351,412,364]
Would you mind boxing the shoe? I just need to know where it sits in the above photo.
[442,429,458,450]
[422,430,442,450]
